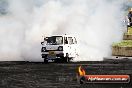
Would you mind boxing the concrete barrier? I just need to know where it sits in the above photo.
[112,46,132,56]
[123,34,132,40]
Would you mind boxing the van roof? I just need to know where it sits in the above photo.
[51,35,76,37]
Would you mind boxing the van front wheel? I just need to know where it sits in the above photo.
[44,58,48,63]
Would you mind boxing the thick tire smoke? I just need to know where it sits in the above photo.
[0,0,130,61]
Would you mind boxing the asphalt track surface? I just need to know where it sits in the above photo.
[0,61,132,88]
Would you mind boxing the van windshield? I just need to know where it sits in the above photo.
[46,36,63,45]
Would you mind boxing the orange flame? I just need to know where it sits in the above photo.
[78,66,86,76]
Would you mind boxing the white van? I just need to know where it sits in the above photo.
[41,35,78,62]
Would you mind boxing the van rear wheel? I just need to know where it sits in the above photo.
[65,57,70,63]
[65,53,70,63]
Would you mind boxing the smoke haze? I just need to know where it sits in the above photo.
[0,0,130,61]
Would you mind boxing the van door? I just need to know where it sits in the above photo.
[73,37,78,56]
[67,37,75,58]
[64,37,70,57]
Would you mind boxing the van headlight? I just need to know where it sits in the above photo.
[41,47,46,52]
[58,46,63,51]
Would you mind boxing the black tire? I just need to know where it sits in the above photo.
[59,56,65,63]
[65,53,70,63]
[65,57,70,63]
[44,58,48,63]
[54,59,59,63]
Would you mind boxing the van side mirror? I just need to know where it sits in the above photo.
[41,42,44,45]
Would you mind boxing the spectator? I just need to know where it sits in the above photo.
[128,8,132,27]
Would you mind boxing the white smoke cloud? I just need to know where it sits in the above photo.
[0,0,129,61]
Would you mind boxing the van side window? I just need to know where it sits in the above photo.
[64,37,68,44]
[68,37,73,45]
[74,37,77,44]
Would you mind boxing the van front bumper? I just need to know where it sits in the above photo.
[41,51,64,60]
